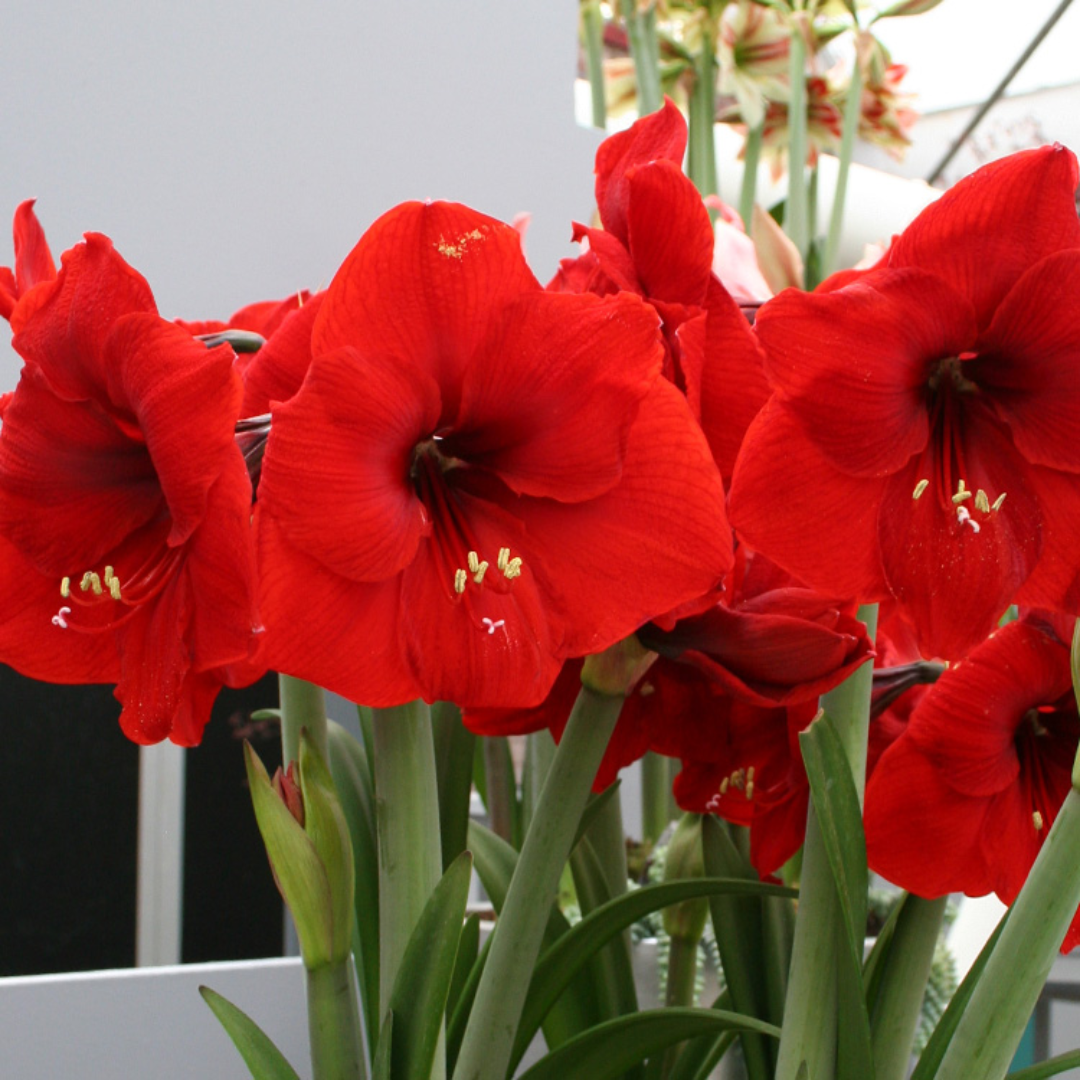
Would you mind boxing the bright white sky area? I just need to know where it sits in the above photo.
[872,0,1080,113]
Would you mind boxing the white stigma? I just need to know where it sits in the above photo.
[51,606,71,629]
[481,617,505,635]
[956,505,981,533]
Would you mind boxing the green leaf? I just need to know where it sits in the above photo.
[446,928,493,1074]
[517,1008,781,1080]
[386,851,472,1080]
[243,742,334,967]
[447,912,481,1024]
[666,990,736,1080]
[873,0,944,18]
[909,910,1008,1080]
[1009,1049,1080,1079]
[327,719,381,1047]
[862,890,910,1011]
[432,700,476,870]
[512,877,796,1074]
[372,1010,393,1080]
[573,782,623,851]
[700,818,772,1080]
[799,712,875,1080]
[199,985,301,1080]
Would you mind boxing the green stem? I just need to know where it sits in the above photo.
[870,895,948,1080]
[582,0,608,128]
[785,19,808,259]
[642,751,674,844]
[482,736,516,844]
[586,782,630,904]
[739,123,764,232]
[452,686,625,1080]
[773,604,877,1080]
[621,0,662,114]
[432,701,476,871]
[823,59,863,277]
[279,673,328,767]
[372,700,443,1030]
[523,728,557,833]
[307,957,367,1080]
[687,23,718,199]
[937,736,1080,1079]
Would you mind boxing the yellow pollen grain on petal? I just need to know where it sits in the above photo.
[497,547,510,572]
[109,578,122,601]
[912,479,929,500]
[504,556,523,580]
[1034,811,1044,832]
[974,489,991,514]
[992,492,1007,512]
[454,569,467,594]
[467,551,480,574]
[60,576,71,598]
[473,560,489,584]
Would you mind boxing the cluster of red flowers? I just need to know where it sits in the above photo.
[3,102,1080,942]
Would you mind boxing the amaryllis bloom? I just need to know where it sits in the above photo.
[0,234,259,744]
[859,59,917,161]
[639,547,874,707]
[759,77,843,180]
[864,616,1080,950]
[255,200,731,708]
[729,146,1080,659]
[718,0,791,131]
[550,101,769,484]
[0,200,57,332]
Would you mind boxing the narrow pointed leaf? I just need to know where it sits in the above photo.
[573,782,623,851]
[516,1008,780,1080]
[667,990,736,1080]
[446,929,493,1074]
[1008,1050,1080,1079]
[512,877,796,1072]
[372,1010,394,1080]
[447,912,481,1023]
[432,700,476,870]
[326,719,381,1050]
[387,851,472,1080]
[199,985,302,1080]
[863,890,910,1010]
[799,712,875,1080]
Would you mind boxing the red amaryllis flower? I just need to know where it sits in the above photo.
[255,201,731,708]
[639,546,874,706]
[729,146,1080,659]
[549,100,770,483]
[865,616,1080,950]
[0,200,57,332]
[0,234,259,745]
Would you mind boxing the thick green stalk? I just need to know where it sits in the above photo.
[481,735,516,844]
[784,18,809,258]
[621,0,663,114]
[452,686,625,1080]
[308,957,367,1080]
[687,23,718,198]
[642,751,674,844]
[585,782,630,905]
[432,701,476,871]
[523,729,556,833]
[823,59,863,277]
[739,123,764,232]
[372,701,443,1027]
[773,604,877,1080]
[279,673,328,766]
[870,895,948,1080]
[582,0,608,128]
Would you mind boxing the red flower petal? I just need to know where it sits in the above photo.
[886,145,1080,327]
[1016,464,1080,613]
[595,98,687,245]
[260,347,441,583]
[240,292,325,415]
[755,269,977,478]
[626,161,713,307]
[729,398,890,601]
[972,250,1080,472]
[451,290,662,502]
[12,199,56,297]
[313,202,539,419]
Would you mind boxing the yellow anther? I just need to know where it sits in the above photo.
[60,576,71,598]
[746,781,755,801]
[467,551,480,574]
[974,489,991,514]
[992,492,1007,512]
[719,777,729,795]
[497,547,510,572]
[454,569,467,594]
[912,479,929,500]
[1033,810,1044,832]
[104,565,115,584]
[80,572,94,592]
[88,572,103,595]
[747,766,755,784]
[504,556,523,580]
[952,488,972,505]
[473,560,489,584]
[109,577,122,601]
[638,682,656,697]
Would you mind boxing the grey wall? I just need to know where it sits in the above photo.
[0,1,601,387]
